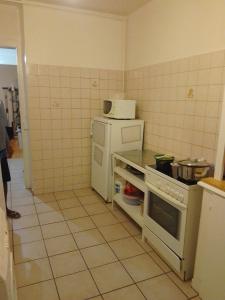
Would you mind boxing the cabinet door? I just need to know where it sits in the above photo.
[91,120,110,200]
[192,189,225,300]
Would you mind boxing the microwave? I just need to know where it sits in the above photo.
[103,99,136,119]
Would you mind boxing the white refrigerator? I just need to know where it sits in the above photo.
[91,117,144,202]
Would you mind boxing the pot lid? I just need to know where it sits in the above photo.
[178,159,210,167]
[154,154,174,161]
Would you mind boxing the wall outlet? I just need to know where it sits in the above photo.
[187,88,194,98]
[91,79,99,88]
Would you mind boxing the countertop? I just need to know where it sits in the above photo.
[114,149,157,171]
[199,177,225,198]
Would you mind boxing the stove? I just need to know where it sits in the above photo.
[143,164,202,280]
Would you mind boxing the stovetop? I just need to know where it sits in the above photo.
[147,164,198,186]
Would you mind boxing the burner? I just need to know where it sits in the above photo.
[177,177,197,186]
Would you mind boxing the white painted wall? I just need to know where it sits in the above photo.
[23,4,126,70]
[0,3,20,48]
[126,0,225,70]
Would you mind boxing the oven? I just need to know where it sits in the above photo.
[143,167,202,280]
[145,178,187,258]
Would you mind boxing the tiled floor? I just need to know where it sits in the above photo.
[8,159,200,300]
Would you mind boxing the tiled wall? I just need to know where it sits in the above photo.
[27,50,225,194]
[125,50,225,163]
[27,64,123,194]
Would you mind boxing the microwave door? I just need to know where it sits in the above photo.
[91,120,110,201]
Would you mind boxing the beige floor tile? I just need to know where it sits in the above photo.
[73,228,105,249]
[109,237,145,259]
[62,206,87,220]
[17,279,59,300]
[41,221,70,239]
[34,193,56,204]
[84,203,108,215]
[79,194,103,205]
[90,261,133,294]
[109,206,130,222]
[56,270,99,300]
[81,244,117,268]
[13,214,39,230]
[99,223,130,242]
[122,253,164,282]
[45,234,77,256]
[55,191,74,200]
[14,240,47,263]
[50,250,86,277]
[13,226,42,245]
[11,189,33,198]
[12,197,34,207]
[148,251,171,273]
[11,191,34,205]
[12,204,36,216]
[38,211,64,225]
[11,183,26,191]
[102,284,145,300]
[74,188,96,197]
[122,221,142,236]
[57,197,81,209]
[91,212,119,227]
[15,258,53,287]
[137,274,187,300]
[89,297,103,300]
[167,272,198,298]
[135,235,153,252]
[67,216,96,233]
[35,201,60,214]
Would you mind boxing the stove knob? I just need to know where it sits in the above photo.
[168,187,173,196]
[179,193,184,203]
[171,189,176,198]
[175,191,180,200]
[165,185,170,193]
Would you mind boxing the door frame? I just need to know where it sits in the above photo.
[0,3,32,188]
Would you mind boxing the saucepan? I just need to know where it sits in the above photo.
[171,159,213,181]
[154,154,174,175]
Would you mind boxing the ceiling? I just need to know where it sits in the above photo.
[25,0,150,16]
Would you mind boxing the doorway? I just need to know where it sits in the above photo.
[0,47,24,186]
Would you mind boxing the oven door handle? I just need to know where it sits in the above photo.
[146,182,187,210]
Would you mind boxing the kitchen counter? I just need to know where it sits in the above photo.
[199,177,225,198]
[115,149,157,172]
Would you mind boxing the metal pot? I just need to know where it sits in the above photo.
[154,154,174,176]
[173,159,212,181]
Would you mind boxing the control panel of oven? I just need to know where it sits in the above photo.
[145,171,188,205]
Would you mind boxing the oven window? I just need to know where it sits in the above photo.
[149,192,180,239]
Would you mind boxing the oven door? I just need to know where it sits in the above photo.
[145,182,187,257]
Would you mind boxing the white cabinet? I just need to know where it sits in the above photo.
[192,187,225,300]
[0,173,17,300]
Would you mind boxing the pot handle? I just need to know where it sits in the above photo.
[195,167,210,179]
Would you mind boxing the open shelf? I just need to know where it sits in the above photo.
[113,193,144,228]
[114,166,147,192]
